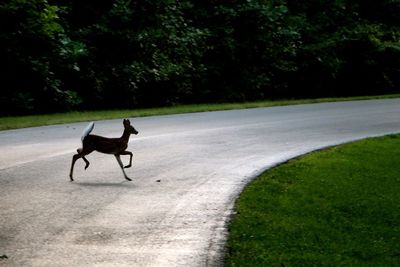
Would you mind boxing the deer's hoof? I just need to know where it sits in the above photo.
[125,177,132,181]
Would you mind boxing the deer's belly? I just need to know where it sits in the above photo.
[95,145,126,154]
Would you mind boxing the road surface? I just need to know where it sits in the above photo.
[1,99,400,266]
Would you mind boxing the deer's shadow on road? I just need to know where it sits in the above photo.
[72,181,135,188]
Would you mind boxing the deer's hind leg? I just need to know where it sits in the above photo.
[82,156,90,170]
[69,148,93,181]
[69,154,80,181]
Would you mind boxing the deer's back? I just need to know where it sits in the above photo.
[83,134,127,154]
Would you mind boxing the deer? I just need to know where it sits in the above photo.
[69,119,139,182]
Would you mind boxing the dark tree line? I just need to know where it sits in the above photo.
[1,0,399,115]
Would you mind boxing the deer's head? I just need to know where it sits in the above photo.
[123,119,138,135]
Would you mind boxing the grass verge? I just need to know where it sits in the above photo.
[1,94,399,131]
[226,134,400,266]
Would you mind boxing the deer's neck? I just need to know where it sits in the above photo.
[121,130,131,143]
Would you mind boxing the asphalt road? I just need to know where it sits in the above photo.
[1,99,400,266]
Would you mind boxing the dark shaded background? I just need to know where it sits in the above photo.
[1,0,399,115]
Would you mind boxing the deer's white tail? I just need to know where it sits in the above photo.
[81,122,95,141]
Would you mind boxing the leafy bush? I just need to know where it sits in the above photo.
[0,0,399,115]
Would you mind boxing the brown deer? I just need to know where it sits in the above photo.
[69,119,138,181]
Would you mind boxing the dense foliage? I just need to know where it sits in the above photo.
[1,0,399,115]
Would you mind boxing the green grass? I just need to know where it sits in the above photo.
[1,94,399,131]
[226,134,400,266]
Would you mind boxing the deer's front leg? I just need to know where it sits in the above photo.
[115,154,132,181]
[120,151,133,168]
